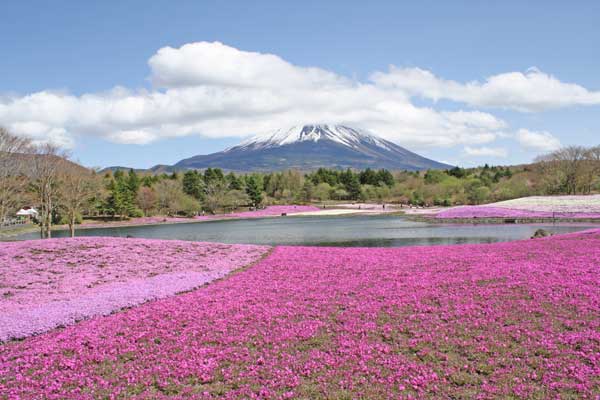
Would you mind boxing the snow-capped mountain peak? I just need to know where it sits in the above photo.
[176,124,452,171]
[231,124,392,152]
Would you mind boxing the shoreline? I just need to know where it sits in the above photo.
[408,214,600,224]
[4,208,600,240]
[0,207,401,240]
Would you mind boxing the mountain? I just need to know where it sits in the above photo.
[100,164,178,175]
[174,125,451,171]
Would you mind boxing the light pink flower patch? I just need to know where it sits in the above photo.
[1,231,599,398]
[436,205,600,219]
[0,237,269,341]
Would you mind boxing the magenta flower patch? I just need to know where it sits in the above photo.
[1,231,599,398]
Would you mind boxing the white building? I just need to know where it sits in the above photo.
[16,207,39,220]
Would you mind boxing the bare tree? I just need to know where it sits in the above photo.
[204,180,227,213]
[58,167,98,237]
[29,144,66,238]
[153,179,199,216]
[0,127,32,222]
[154,179,182,216]
[536,146,589,194]
[223,189,249,212]
[137,186,157,216]
[585,146,600,192]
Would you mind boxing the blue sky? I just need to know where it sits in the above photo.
[1,1,599,168]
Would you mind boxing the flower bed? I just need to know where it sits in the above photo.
[491,194,600,213]
[436,195,600,220]
[436,205,600,219]
[2,231,599,398]
[0,238,269,341]
[194,205,320,221]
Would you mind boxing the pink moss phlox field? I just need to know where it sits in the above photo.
[2,232,599,398]
[436,205,600,219]
[194,205,320,221]
[0,238,269,341]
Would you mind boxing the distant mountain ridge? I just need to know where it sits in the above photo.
[100,164,177,174]
[174,125,451,172]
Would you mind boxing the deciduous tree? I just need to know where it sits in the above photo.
[0,127,32,223]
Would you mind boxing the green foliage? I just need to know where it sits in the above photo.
[225,172,243,190]
[103,169,140,218]
[308,168,341,186]
[93,161,564,216]
[127,169,140,193]
[182,170,205,201]
[340,169,362,200]
[447,166,467,179]
[59,212,83,225]
[313,182,332,201]
[204,168,224,185]
[299,181,313,203]
[424,169,446,185]
[359,168,394,187]
[466,182,491,205]
[177,195,201,217]
[245,175,263,207]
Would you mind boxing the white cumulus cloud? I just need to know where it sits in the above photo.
[516,129,562,152]
[464,146,508,158]
[0,41,591,151]
[371,66,600,112]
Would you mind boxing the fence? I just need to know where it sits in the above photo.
[0,218,27,229]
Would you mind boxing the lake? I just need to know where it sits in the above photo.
[9,214,599,247]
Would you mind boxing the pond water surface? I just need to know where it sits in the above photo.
[9,214,599,247]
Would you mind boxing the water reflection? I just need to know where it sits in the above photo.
[9,214,598,248]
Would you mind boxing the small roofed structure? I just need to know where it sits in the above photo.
[16,207,38,219]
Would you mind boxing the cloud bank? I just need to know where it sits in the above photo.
[516,129,562,152]
[371,67,600,112]
[0,42,594,154]
[464,146,509,158]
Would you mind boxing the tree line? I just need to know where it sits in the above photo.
[1,126,598,238]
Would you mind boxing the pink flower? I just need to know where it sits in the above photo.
[1,229,599,398]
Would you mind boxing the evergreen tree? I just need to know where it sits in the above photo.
[376,169,395,187]
[104,169,138,218]
[342,170,362,200]
[245,175,263,207]
[300,181,313,202]
[359,168,378,185]
[204,168,225,185]
[127,169,140,194]
[225,172,243,190]
[182,170,205,201]
[141,175,155,187]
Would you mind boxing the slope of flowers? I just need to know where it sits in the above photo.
[2,231,599,398]
[492,194,600,213]
[0,238,269,341]
[436,195,600,219]
[436,205,600,219]
[194,205,320,221]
